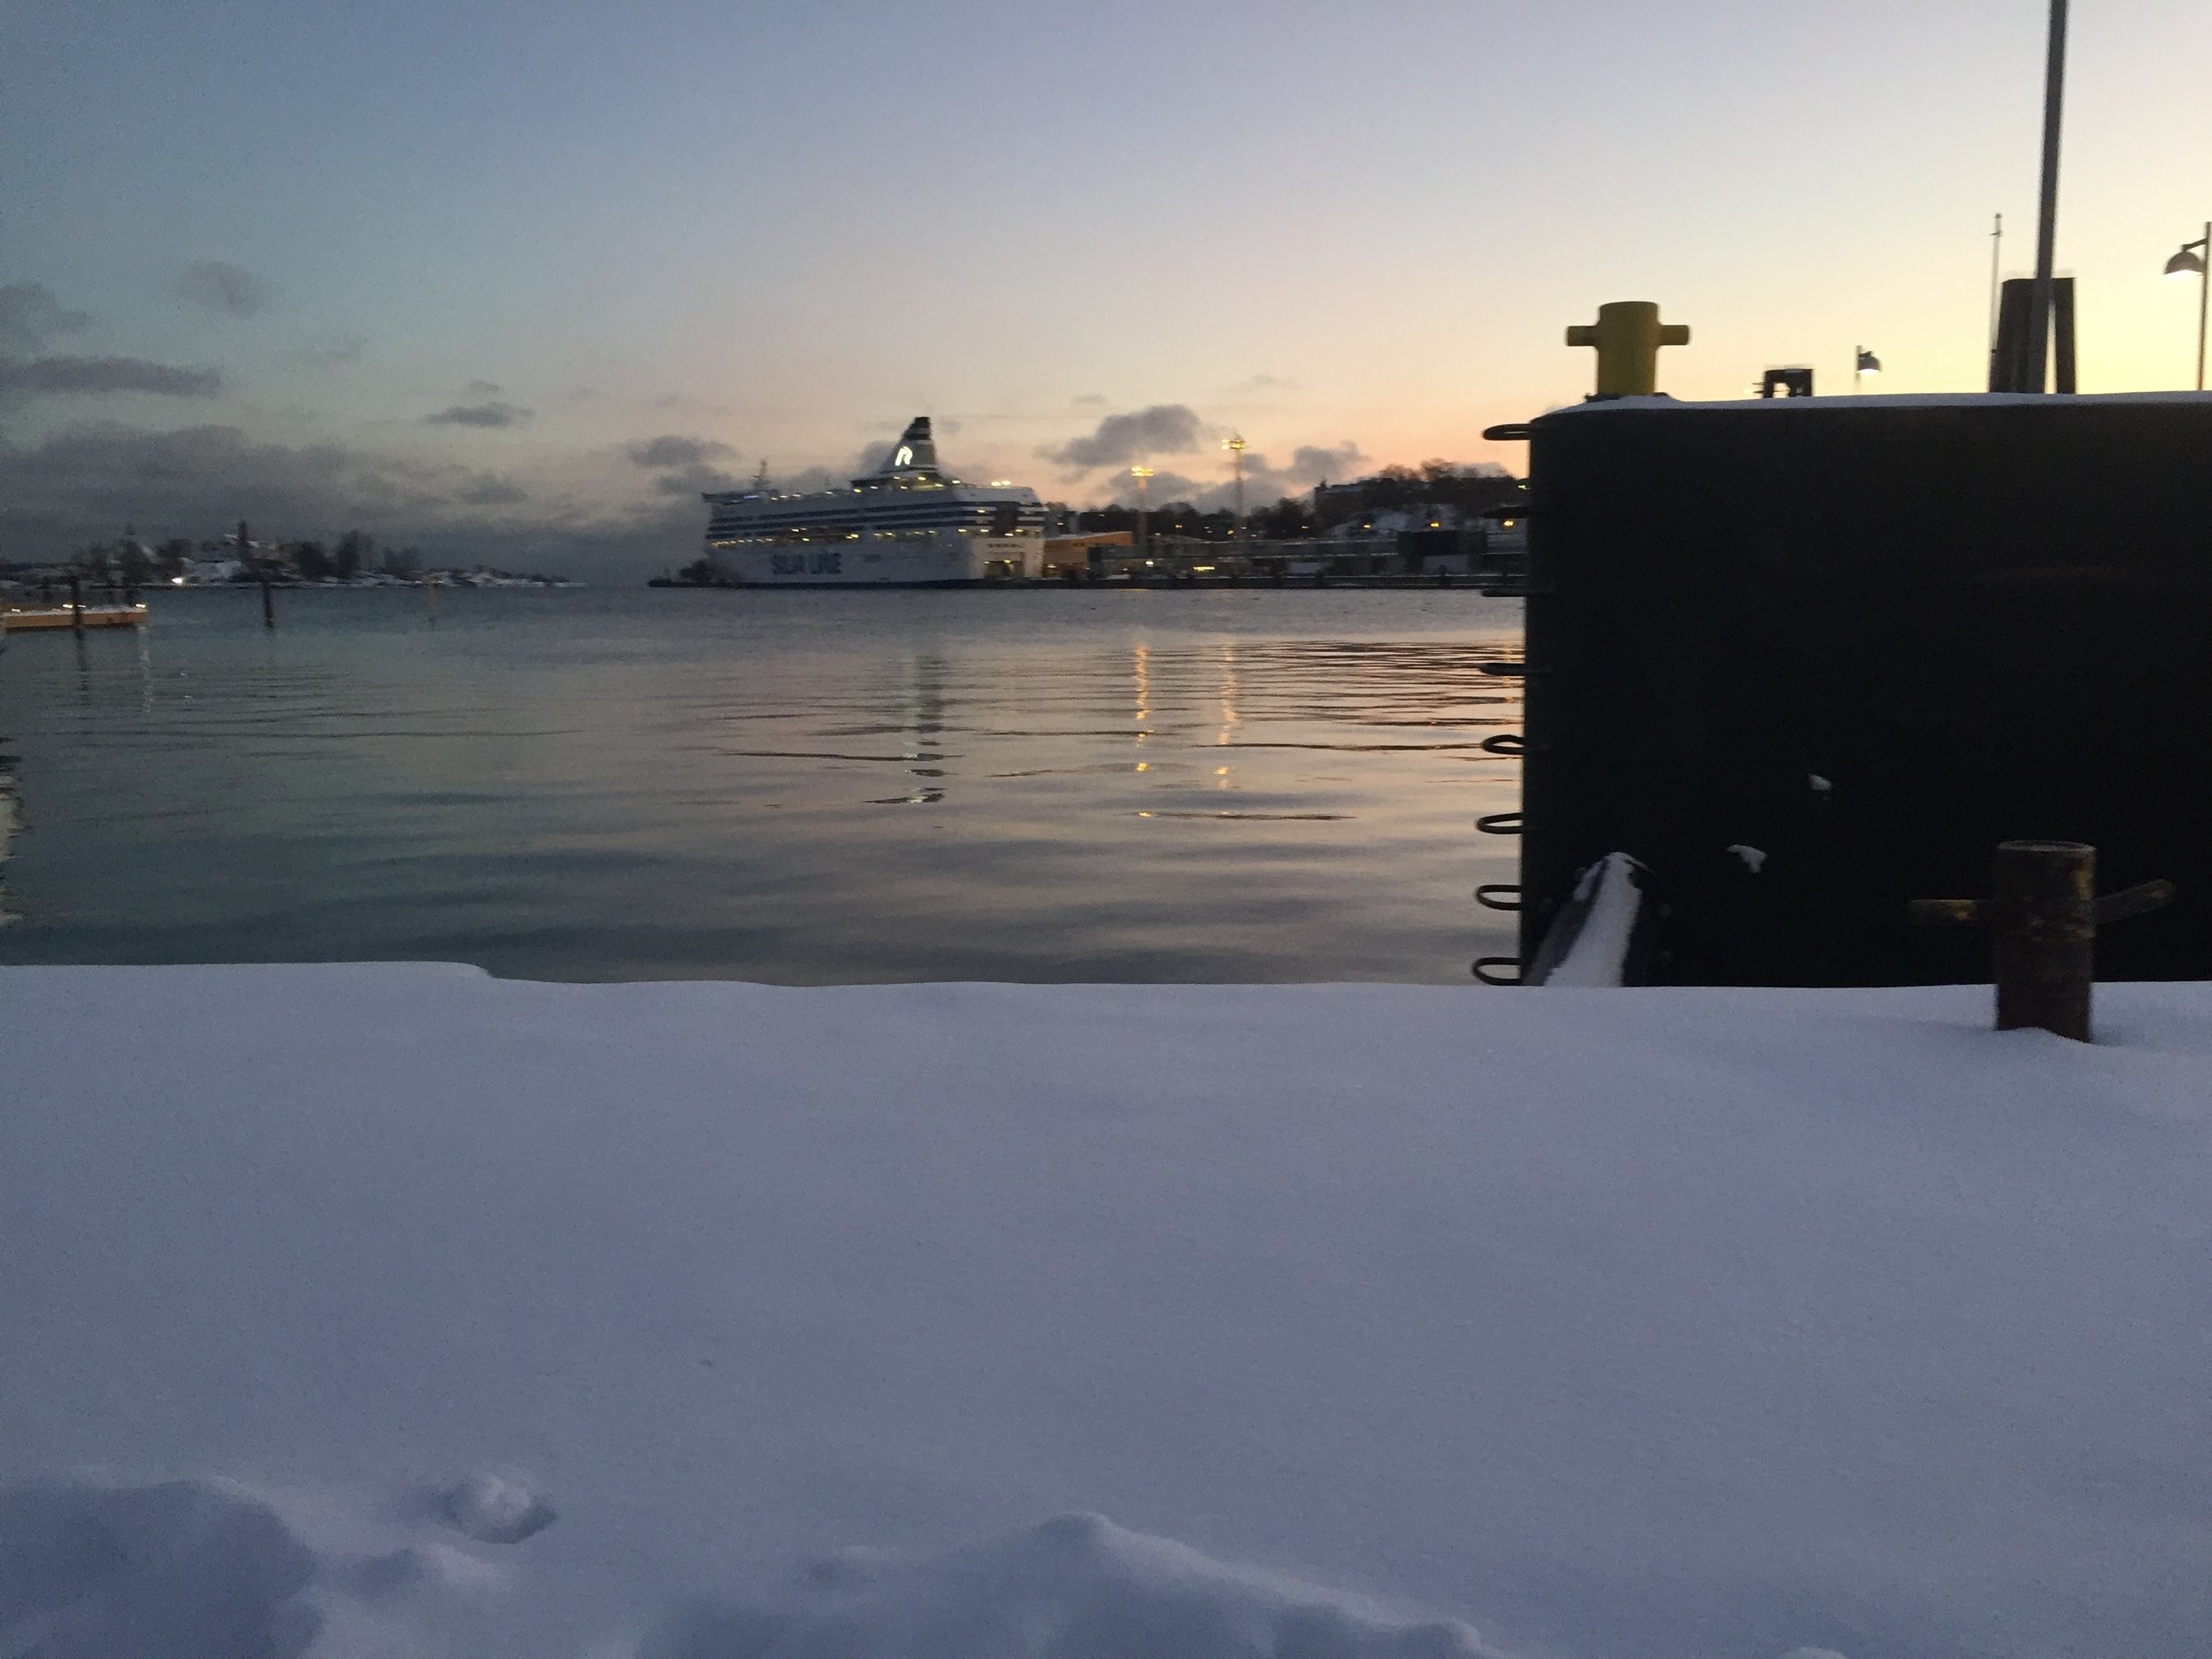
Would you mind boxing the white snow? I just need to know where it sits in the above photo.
[1548,389,2212,413]
[4,964,2209,1659]
[1535,852,1643,987]
[1728,842,1769,873]
[442,1471,558,1544]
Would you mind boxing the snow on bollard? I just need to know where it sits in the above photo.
[440,1471,557,1543]
[1524,852,1646,987]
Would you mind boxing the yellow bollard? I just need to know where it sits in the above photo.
[1566,301,1692,397]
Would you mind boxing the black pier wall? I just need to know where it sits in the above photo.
[1517,393,2212,986]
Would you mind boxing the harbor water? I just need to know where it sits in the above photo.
[0,588,1524,983]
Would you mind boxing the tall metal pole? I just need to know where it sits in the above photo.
[2198,219,2209,392]
[2027,0,2069,394]
[1987,212,2004,348]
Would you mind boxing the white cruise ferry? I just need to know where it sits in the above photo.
[703,418,1046,586]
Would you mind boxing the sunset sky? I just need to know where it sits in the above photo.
[5,0,2210,575]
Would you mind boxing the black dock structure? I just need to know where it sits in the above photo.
[1494,390,2212,987]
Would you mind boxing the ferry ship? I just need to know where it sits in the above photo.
[703,418,1046,586]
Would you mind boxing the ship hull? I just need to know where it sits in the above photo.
[709,534,1039,587]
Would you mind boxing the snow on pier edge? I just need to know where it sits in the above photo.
[4,964,2208,1659]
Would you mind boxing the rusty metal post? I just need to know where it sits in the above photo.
[1992,839,2094,1041]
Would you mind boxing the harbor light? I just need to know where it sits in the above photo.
[1855,349,1882,376]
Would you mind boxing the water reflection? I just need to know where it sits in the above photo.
[0,753,19,927]
[0,590,1525,983]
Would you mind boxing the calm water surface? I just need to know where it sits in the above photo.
[0,588,1524,981]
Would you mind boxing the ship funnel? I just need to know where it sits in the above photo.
[880,416,938,475]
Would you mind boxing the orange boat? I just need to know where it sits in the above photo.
[3,603,149,632]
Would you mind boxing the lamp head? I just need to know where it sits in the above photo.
[2165,247,2206,279]
[1855,349,1882,375]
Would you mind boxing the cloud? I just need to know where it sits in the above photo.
[627,434,733,470]
[286,333,367,366]
[1089,440,1371,512]
[1223,373,1299,396]
[174,261,272,319]
[1106,468,1202,505]
[423,401,533,429]
[0,420,690,580]
[0,355,223,397]
[651,465,743,497]
[1041,403,1208,473]
[1,422,474,534]
[464,379,503,396]
[457,476,528,506]
[0,283,94,355]
[1288,442,1366,481]
[1071,392,1109,407]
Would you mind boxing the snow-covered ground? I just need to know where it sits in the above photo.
[4,964,2206,1659]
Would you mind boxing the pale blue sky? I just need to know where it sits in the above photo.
[4,1,2208,573]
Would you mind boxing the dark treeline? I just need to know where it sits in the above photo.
[7,529,426,584]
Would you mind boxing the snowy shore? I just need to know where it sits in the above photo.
[4,964,2207,1659]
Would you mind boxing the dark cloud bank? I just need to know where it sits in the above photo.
[0,422,687,580]
[627,434,731,470]
[2,280,225,402]
[0,283,94,355]
[1042,403,1208,472]
[0,357,223,397]
[0,280,733,580]
[424,401,534,429]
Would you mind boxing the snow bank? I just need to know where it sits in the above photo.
[1548,389,2212,413]
[4,964,2209,1659]
[652,1510,1496,1659]
[0,1481,1484,1659]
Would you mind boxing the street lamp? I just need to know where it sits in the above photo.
[1131,465,1154,557]
[1222,434,1246,534]
[2164,224,2209,391]
[1854,347,1882,390]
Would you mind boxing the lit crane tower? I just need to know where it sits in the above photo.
[1222,434,1247,534]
